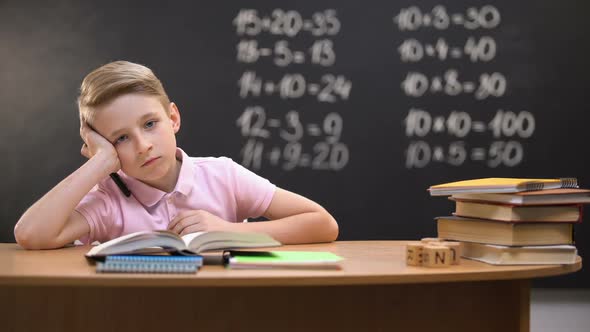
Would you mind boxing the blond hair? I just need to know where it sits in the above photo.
[78,61,170,124]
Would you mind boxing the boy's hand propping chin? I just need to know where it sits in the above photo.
[79,122,121,174]
[168,210,232,236]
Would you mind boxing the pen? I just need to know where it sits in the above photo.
[109,173,131,197]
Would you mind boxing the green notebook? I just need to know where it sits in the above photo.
[225,251,343,269]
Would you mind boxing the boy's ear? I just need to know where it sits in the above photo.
[168,102,181,133]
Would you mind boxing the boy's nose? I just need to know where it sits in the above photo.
[136,135,153,154]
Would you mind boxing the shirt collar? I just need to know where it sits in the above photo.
[119,148,194,207]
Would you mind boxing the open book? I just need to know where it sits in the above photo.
[428,177,578,196]
[85,230,281,258]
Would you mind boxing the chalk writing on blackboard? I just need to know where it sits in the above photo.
[234,9,350,171]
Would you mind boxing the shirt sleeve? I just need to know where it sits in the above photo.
[74,184,117,244]
[226,158,276,220]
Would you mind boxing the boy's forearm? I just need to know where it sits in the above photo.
[230,211,339,244]
[14,152,116,248]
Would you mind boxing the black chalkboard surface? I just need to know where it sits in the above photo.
[1,0,589,287]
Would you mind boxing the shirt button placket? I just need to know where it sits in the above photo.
[167,194,176,220]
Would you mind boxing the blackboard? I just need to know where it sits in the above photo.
[1,0,589,287]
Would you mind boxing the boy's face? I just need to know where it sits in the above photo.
[91,93,181,190]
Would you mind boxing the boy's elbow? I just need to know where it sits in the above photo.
[14,223,59,250]
[14,223,36,249]
[323,213,339,242]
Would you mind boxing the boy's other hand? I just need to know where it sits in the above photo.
[168,210,232,236]
[80,123,121,173]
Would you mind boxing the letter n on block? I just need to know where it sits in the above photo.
[422,245,452,268]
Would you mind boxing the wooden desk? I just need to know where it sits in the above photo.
[0,242,581,332]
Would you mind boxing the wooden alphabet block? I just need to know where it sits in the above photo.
[420,237,441,244]
[407,240,462,267]
[439,241,463,265]
[422,245,452,268]
[405,242,424,266]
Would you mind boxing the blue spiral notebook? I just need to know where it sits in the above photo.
[96,255,203,274]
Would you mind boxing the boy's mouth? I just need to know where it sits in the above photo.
[141,156,160,167]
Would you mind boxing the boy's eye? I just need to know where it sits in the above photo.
[145,120,156,128]
[115,135,128,144]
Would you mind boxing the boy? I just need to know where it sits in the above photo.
[14,61,338,249]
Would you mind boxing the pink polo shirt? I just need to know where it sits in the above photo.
[75,148,276,244]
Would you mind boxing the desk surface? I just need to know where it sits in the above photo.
[0,241,581,287]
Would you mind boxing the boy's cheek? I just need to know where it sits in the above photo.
[116,152,133,168]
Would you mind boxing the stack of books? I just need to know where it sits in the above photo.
[428,178,589,265]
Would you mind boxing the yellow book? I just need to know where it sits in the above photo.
[428,178,578,196]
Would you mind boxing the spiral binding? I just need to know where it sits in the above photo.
[524,183,545,191]
[96,261,199,274]
[559,177,579,188]
[96,255,202,273]
[524,178,578,191]
[105,255,202,264]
